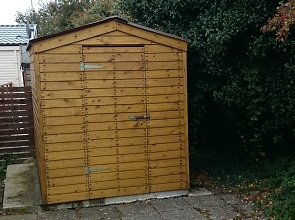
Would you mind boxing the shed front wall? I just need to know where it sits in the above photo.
[32,27,189,204]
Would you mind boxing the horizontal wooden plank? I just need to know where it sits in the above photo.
[87,137,147,148]
[83,46,144,54]
[148,134,185,144]
[146,61,182,70]
[45,141,85,152]
[148,142,185,153]
[83,53,144,62]
[0,87,32,92]
[148,118,184,128]
[0,116,33,124]
[89,161,148,173]
[47,175,88,187]
[43,116,85,126]
[82,61,145,71]
[149,166,186,177]
[86,104,145,114]
[149,182,188,193]
[149,174,187,185]
[146,86,183,95]
[43,45,82,54]
[148,110,184,120]
[147,78,183,87]
[0,128,34,136]
[40,72,83,82]
[46,166,86,178]
[90,186,148,199]
[87,120,146,131]
[148,102,184,112]
[0,140,33,147]
[147,94,183,103]
[0,110,32,117]
[148,150,186,161]
[0,146,31,154]
[42,90,84,99]
[44,133,86,143]
[47,192,88,204]
[40,63,80,72]
[43,107,85,117]
[88,153,148,165]
[40,54,82,63]
[40,81,84,90]
[76,35,153,45]
[47,183,88,196]
[44,124,85,135]
[145,53,182,62]
[90,170,147,182]
[87,129,146,139]
[85,88,145,97]
[0,105,32,111]
[88,145,147,157]
[46,158,87,170]
[145,45,182,54]
[149,158,186,169]
[85,96,145,106]
[45,150,86,161]
[146,70,183,79]
[84,70,144,80]
[148,126,184,136]
[0,99,31,105]
[42,98,85,108]
[90,178,147,191]
[85,79,145,89]
[0,134,30,142]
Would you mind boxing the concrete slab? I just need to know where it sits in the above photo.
[121,212,164,220]
[150,197,192,212]
[159,209,207,220]
[188,188,213,197]
[77,206,121,219]
[116,201,157,217]
[37,210,78,220]
[0,214,37,220]
[3,163,41,212]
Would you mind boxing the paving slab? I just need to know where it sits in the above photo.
[209,208,240,220]
[159,209,207,220]
[0,214,37,220]
[3,163,41,212]
[77,206,121,219]
[37,209,78,220]
[121,212,164,220]
[116,201,157,217]
[218,194,242,205]
[189,188,213,197]
[150,197,192,212]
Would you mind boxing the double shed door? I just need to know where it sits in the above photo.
[83,46,187,199]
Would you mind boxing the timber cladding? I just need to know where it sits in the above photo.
[28,16,190,205]
[0,86,35,160]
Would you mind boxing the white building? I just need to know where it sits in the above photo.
[0,24,37,87]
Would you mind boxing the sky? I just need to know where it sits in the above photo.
[0,0,47,24]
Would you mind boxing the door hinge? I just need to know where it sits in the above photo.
[80,62,105,71]
[85,166,108,174]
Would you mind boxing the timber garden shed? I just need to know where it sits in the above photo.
[28,16,190,205]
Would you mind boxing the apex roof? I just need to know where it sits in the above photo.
[0,24,37,46]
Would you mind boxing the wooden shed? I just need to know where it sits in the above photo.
[28,16,190,205]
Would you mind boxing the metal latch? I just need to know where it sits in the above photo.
[80,62,105,71]
[128,114,150,120]
[85,166,108,174]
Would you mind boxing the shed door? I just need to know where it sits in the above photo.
[82,46,149,199]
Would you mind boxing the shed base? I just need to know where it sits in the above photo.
[43,190,189,211]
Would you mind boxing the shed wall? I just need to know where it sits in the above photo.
[31,23,189,205]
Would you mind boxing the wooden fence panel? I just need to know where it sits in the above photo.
[0,86,35,160]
